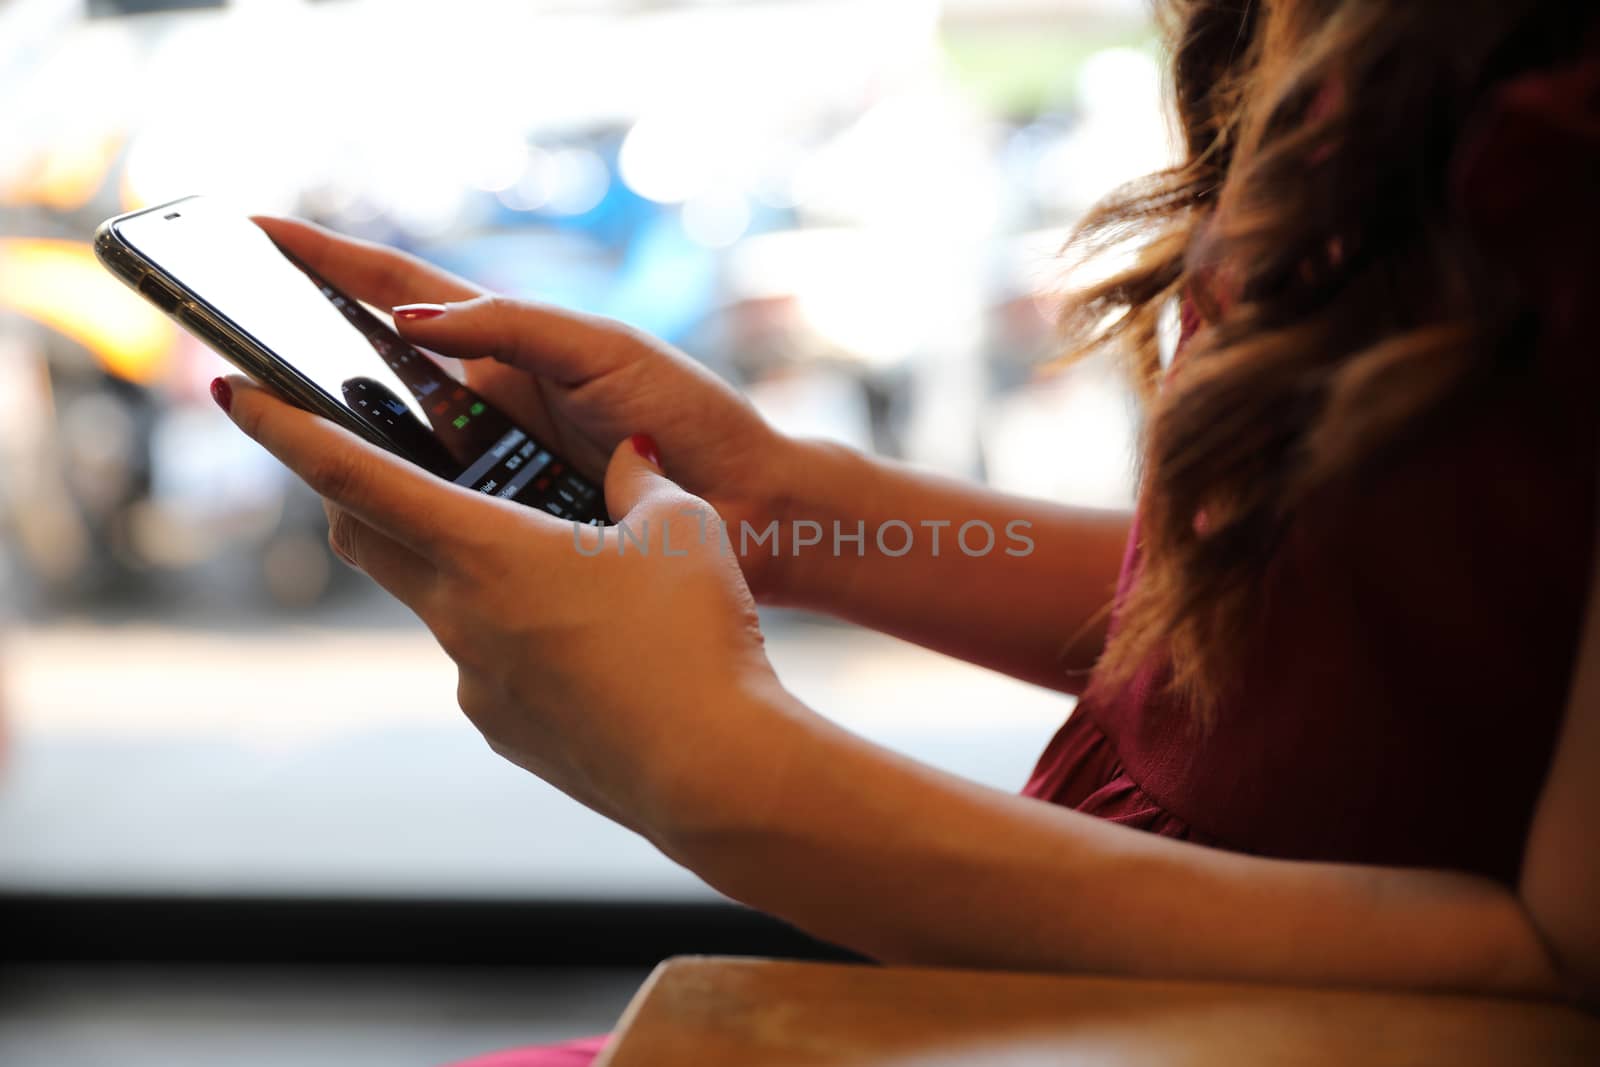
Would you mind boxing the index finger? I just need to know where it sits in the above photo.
[251,215,482,309]
[220,374,482,562]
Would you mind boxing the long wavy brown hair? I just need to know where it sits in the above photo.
[1062,0,1597,713]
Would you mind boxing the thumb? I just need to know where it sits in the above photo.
[604,433,688,522]
[392,294,623,385]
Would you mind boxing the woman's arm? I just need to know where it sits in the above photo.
[1517,515,1600,1004]
[657,529,1600,1002]
[764,438,1131,692]
[661,685,1574,999]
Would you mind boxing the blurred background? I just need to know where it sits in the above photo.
[0,0,1168,1063]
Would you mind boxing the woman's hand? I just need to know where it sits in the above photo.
[252,216,801,599]
[215,372,793,837]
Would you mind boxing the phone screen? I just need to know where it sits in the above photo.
[112,198,602,522]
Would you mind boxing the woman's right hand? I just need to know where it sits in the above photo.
[253,215,802,598]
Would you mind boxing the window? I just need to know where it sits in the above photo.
[0,0,1164,903]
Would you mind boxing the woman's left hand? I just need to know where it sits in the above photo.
[214,374,787,839]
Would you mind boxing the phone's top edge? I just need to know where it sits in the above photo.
[99,193,206,231]
[94,194,207,272]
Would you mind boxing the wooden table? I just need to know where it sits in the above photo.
[596,956,1600,1066]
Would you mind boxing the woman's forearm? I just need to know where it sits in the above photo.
[658,694,1563,999]
[760,438,1131,692]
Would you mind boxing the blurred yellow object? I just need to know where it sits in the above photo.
[0,135,122,212]
[0,238,175,385]
[118,165,150,213]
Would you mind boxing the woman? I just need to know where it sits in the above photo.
[210,0,1599,1061]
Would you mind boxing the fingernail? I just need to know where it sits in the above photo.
[210,377,232,414]
[630,433,660,468]
[393,303,447,321]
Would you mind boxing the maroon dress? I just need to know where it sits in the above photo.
[1026,47,1600,886]
[447,47,1599,1067]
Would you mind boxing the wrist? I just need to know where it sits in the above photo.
[639,674,816,863]
[740,436,865,608]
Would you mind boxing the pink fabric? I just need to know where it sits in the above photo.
[1024,703,1221,847]
[445,1035,609,1067]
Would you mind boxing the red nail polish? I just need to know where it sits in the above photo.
[210,377,232,413]
[393,303,447,321]
[630,433,660,467]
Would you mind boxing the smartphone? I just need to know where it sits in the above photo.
[95,195,605,524]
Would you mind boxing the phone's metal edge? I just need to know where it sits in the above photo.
[93,197,402,453]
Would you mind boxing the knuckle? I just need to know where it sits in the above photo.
[450,544,497,589]
[325,508,359,563]
[605,319,655,357]
[430,611,485,672]
[623,493,669,525]
[435,513,497,575]
[477,295,524,360]
[630,492,713,545]
[432,618,468,663]
[479,293,516,316]
[467,294,515,361]
[326,528,349,566]
[456,676,489,723]
[376,256,419,300]
[304,453,362,505]
[587,310,635,341]
[644,487,702,517]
